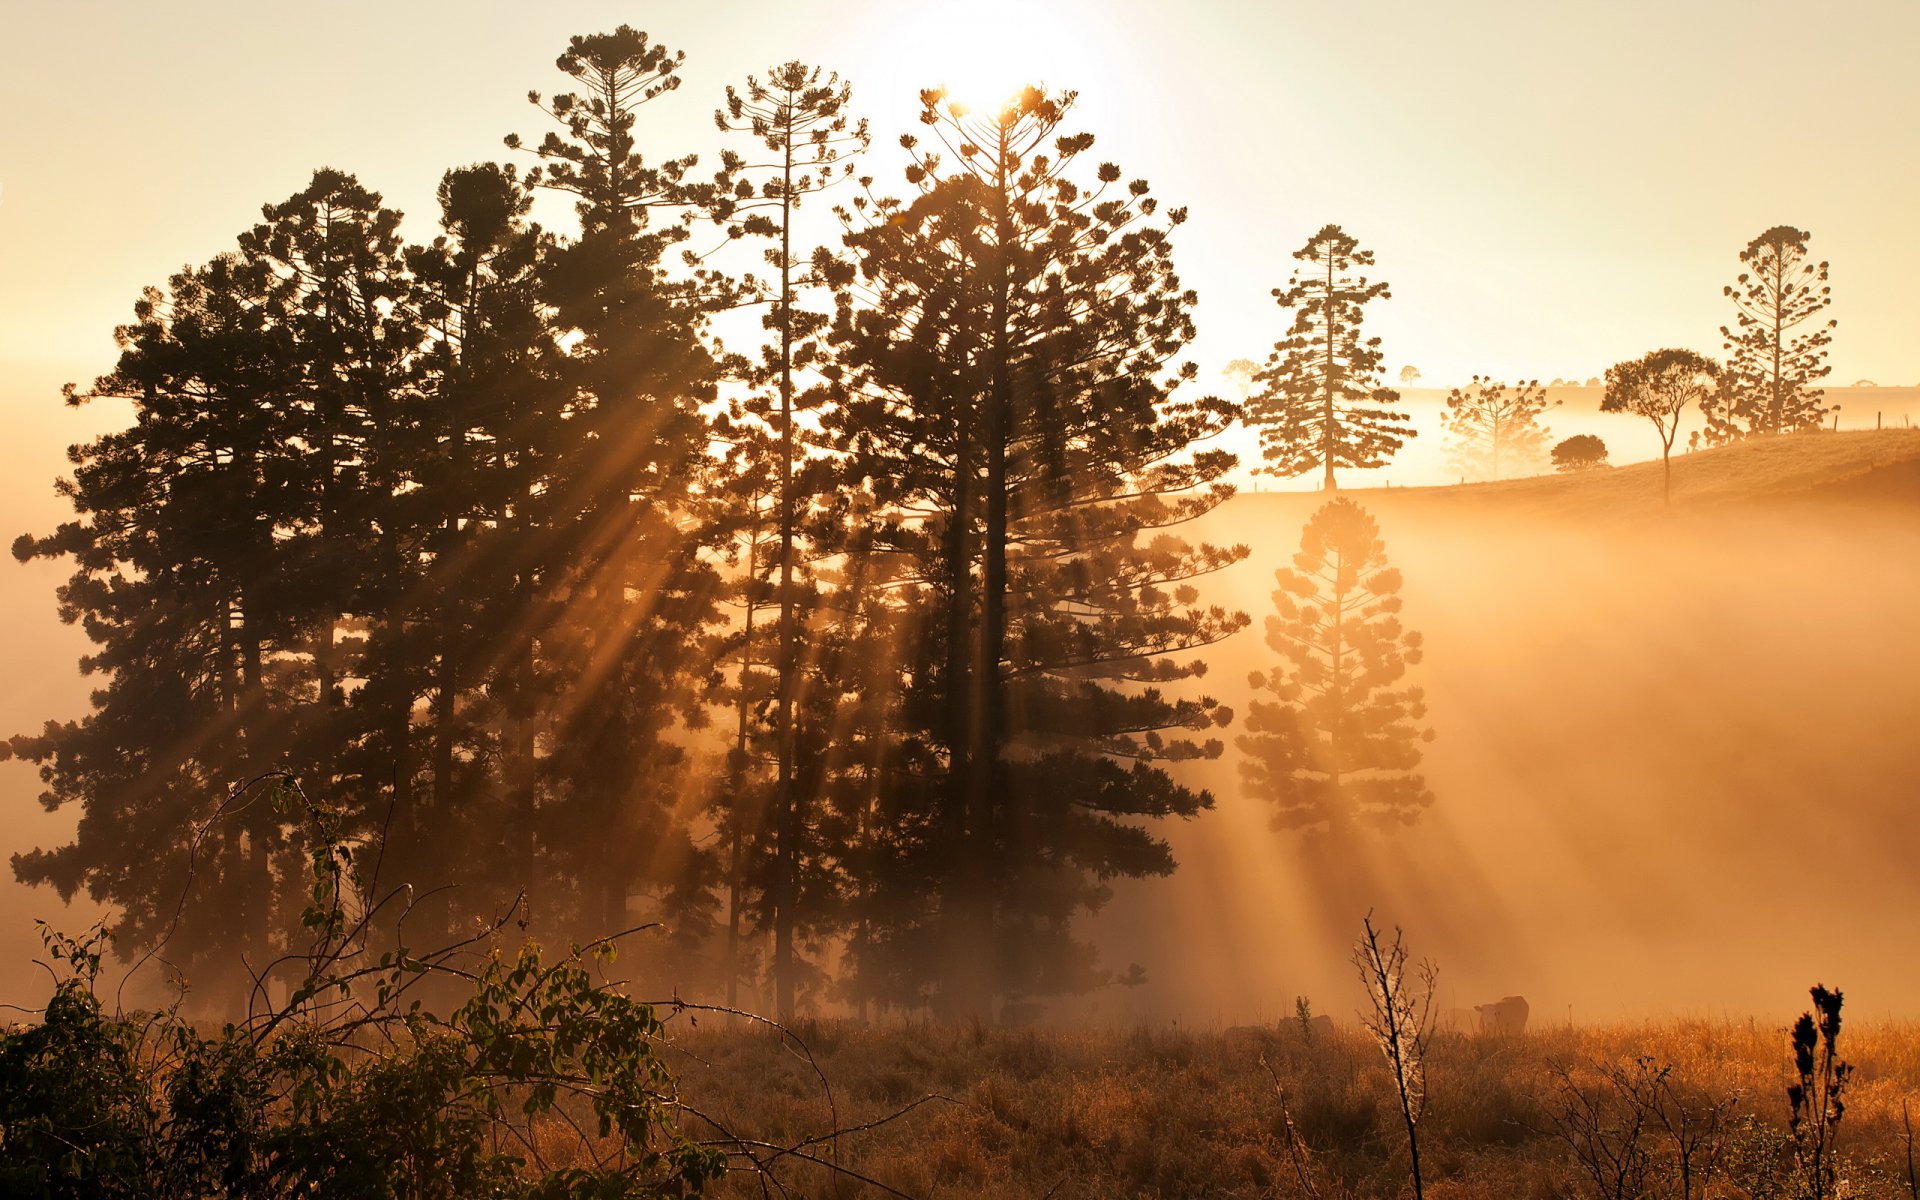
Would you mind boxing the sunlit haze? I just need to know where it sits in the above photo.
[3,0,1919,1046]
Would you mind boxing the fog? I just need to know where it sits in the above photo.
[1085,441,1920,1026]
[3,385,1919,1023]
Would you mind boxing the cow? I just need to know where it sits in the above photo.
[1474,995,1529,1035]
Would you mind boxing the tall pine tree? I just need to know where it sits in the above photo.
[1247,225,1412,490]
[821,87,1246,1017]
[1700,225,1836,444]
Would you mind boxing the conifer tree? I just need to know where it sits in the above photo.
[508,26,727,941]
[712,61,868,1019]
[1700,225,1835,444]
[1441,376,1557,481]
[1238,497,1433,835]
[1602,348,1719,505]
[10,250,306,985]
[1247,225,1412,490]
[822,86,1246,1016]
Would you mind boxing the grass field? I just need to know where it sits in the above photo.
[666,1014,1920,1199]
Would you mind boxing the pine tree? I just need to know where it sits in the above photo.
[508,26,728,942]
[1700,225,1835,444]
[1441,376,1557,481]
[1247,225,1413,490]
[1238,497,1433,835]
[822,87,1246,1016]
[712,61,868,1019]
[10,250,305,986]
[1602,348,1719,505]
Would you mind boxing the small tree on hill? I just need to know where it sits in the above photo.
[1702,225,1835,444]
[1238,497,1433,834]
[1441,375,1558,481]
[1247,225,1413,490]
[1602,349,1719,506]
[1399,365,1421,386]
[1551,434,1610,473]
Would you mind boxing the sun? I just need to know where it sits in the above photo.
[884,0,1098,117]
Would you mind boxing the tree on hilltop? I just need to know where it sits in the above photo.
[1603,348,1719,505]
[1550,434,1609,472]
[1246,225,1413,490]
[1700,225,1835,444]
[1441,376,1558,481]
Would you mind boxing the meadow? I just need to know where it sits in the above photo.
[667,1012,1920,1199]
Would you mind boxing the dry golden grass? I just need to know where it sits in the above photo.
[661,1015,1920,1200]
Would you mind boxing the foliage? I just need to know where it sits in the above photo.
[0,781,729,1199]
[1789,984,1853,1200]
[1552,433,1611,473]
[1441,375,1558,481]
[1351,915,1438,1200]
[711,59,870,1020]
[1543,1054,1738,1200]
[817,85,1246,1014]
[1700,225,1836,445]
[1602,348,1720,505]
[1238,497,1433,834]
[1246,224,1413,490]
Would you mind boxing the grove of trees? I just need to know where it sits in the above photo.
[4,21,1861,1029]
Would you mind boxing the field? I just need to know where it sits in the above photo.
[666,1014,1920,1199]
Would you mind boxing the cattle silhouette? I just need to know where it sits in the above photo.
[1474,995,1529,1035]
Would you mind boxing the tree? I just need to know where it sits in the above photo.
[1353,915,1438,1200]
[1222,358,1259,399]
[712,60,869,1020]
[507,25,731,945]
[1247,225,1412,490]
[8,169,425,990]
[821,86,1246,1016]
[1399,365,1421,386]
[1701,225,1835,444]
[1440,375,1558,481]
[1551,434,1610,472]
[1602,348,1719,505]
[1238,497,1433,835]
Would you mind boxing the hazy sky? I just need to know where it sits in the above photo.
[1,1,1917,1006]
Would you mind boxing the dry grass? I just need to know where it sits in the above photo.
[661,1016,1920,1200]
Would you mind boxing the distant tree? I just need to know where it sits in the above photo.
[1223,358,1260,399]
[1247,225,1413,490]
[1701,225,1835,444]
[1603,348,1719,505]
[1399,365,1421,386]
[1551,434,1610,472]
[1852,379,1877,388]
[1238,497,1433,835]
[1585,377,1601,388]
[1550,377,1567,387]
[1440,376,1558,481]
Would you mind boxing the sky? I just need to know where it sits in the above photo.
[1,0,1917,1009]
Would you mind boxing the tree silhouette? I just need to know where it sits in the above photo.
[1238,497,1432,835]
[712,60,868,1019]
[507,25,729,944]
[1399,365,1421,386]
[1441,376,1558,481]
[1700,225,1835,445]
[1247,225,1412,490]
[1603,348,1719,505]
[821,86,1245,1016]
[1551,434,1610,472]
